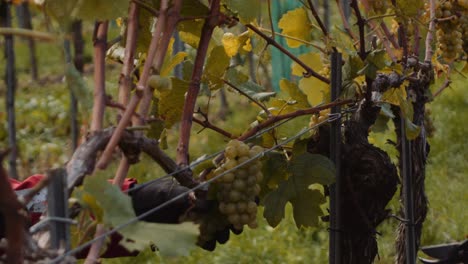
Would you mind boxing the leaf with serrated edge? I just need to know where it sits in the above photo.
[290,189,324,228]
[279,79,310,108]
[203,46,230,90]
[298,76,329,106]
[159,78,189,128]
[288,153,335,185]
[80,174,198,256]
[278,8,312,48]
[291,52,323,77]
[262,180,292,227]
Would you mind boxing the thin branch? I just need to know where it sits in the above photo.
[90,21,108,132]
[350,0,368,60]
[246,24,330,84]
[380,22,400,49]
[0,27,55,41]
[223,79,270,114]
[306,0,329,36]
[256,27,326,53]
[238,99,353,141]
[114,2,139,188]
[176,0,223,167]
[335,0,357,42]
[424,0,436,63]
[193,113,233,139]
[267,0,275,39]
[96,0,170,170]
[433,79,451,97]
[131,0,159,16]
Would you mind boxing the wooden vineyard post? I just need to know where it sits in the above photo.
[329,51,342,264]
[47,168,70,250]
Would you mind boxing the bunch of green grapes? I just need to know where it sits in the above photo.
[309,108,330,129]
[435,0,464,62]
[211,140,263,230]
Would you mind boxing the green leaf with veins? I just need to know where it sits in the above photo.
[262,180,292,227]
[288,153,335,185]
[77,173,198,256]
[290,188,325,228]
[357,49,389,79]
[279,79,310,109]
[222,0,260,24]
[158,78,189,128]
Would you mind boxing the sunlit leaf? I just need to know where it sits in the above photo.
[291,52,323,77]
[222,32,240,57]
[278,8,312,48]
[74,0,129,21]
[381,83,408,106]
[279,79,310,108]
[298,77,329,106]
[160,52,188,77]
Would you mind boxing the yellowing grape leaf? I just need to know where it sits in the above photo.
[279,79,310,108]
[177,20,204,48]
[160,52,188,77]
[203,46,230,90]
[159,78,189,128]
[278,8,312,48]
[222,33,240,57]
[78,174,198,256]
[381,83,407,105]
[291,52,323,77]
[298,77,329,106]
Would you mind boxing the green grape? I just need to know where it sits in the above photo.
[247,175,257,185]
[228,214,240,225]
[236,169,248,179]
[233,179,246,190]
[225,146,238,159]
[240,214,250,224]
[229,190,242,201]
[248,164,259,174]
[223,159,238,170]
[219,202,227,214]
[435,0,464,62]
[227,139,242,148]
[237,156,250,166]
[247,202,257,213]
[255,172,263,183]
[237,202,247,213]
[237,144,250,157]
[222,172,236,183]
[225,203,236,214]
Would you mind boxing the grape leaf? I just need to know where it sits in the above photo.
[357,49,389,79]
[203,46,230,90]
[382,85,408,106]
[74,0,129,21]
[78,174,199,256]
[177,20,204,48]
[278,7,312,48]
[222,33,241,57]
[158,78,189,128]
[160,52,188,77]
[260,152,289,191]
[289,189,325,228]
[290,52,328,105]
[262,180,292,227]
[288,153,335,185]
[405,118,421,140]
[279,79,310,108]
[223,0,260,24]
